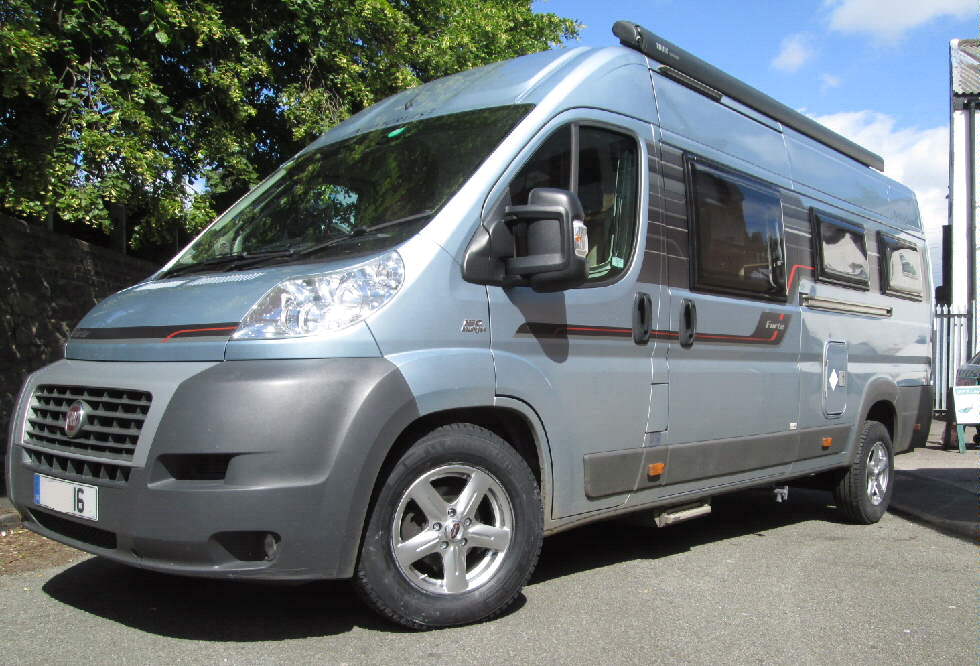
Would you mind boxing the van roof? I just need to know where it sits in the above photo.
[308,35,921,235]
[307,46,628,147]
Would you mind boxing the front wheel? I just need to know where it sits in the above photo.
[833,420,894,524]
[356,424,543,629]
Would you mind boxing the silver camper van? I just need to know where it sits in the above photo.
[6,22,932,629]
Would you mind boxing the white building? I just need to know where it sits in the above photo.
[947,39,980,322]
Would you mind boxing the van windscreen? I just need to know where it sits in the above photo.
[162,105,532,278]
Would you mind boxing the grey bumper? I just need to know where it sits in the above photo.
[7,358,418,580]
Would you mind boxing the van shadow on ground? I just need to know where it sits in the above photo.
[529,486,844,585]
[891,467,978,542]
[41,487,844,639]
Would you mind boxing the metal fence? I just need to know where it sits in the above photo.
[933,306,973,411]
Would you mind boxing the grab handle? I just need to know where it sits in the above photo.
[679,299,697,348]
[633,292,653,345]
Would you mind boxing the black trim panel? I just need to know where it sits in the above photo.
[72,323,240,341]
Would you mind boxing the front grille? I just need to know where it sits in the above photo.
[25,448,131,484]
[24,384,152,462]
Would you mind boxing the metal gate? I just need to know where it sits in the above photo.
[933,306,972,411]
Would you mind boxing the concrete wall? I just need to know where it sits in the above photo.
[0,215,158,495]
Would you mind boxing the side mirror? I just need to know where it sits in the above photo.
[462,188,589,293]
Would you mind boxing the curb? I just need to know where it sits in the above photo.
[889,470,976,543]
[0,496,22,530]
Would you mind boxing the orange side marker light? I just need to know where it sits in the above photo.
[648,463,666,477]
[821,437,833,449]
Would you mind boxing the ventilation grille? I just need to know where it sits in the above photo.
[25,449,131,484]
[24,384,152,462]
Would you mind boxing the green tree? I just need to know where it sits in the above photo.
[0,0,578,251]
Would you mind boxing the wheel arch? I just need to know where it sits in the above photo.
[849,376,899,461]
[865,400,897,442]
[379,404,547,493]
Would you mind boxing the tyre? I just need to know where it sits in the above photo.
[355,423,543,629]
[833,420,894,524]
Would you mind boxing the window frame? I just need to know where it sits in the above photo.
[877,231,923,300]
[494,120,643,289]
[810,208,871,291]
[684,153,788,303]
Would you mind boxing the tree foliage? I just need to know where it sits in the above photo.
[0,0,578,249]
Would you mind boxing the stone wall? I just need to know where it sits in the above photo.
[0,215,158,495]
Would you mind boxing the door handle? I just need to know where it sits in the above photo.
[679,299,697,348]
[633,292,653,345]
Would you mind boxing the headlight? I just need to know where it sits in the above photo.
[232,251,405,340]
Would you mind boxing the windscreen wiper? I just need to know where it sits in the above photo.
[159,248,296,279]
[360,210,434,232]
[293,211,435,258]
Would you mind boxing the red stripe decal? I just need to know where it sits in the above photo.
[567,326,631,334]
[786,265,814,294]
[163,326,238,340]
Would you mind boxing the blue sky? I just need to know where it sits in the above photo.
[534,0,979,280]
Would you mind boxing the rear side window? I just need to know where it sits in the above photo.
[812,210,869,289]
[508,124,639,283]
[878,233,923,298]
[688,159,785,299]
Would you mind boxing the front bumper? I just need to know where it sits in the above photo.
[7,358,418,580]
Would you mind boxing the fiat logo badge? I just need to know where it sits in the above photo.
[64,400,88,438]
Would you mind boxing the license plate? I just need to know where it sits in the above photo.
[34,474,99,521]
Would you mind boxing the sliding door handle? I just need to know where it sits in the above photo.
[679,299,697,348]
[633,292,653,345]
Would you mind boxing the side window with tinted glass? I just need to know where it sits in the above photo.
[509,124,639,282]
[878,232,923,298]
[689,159,785,299]
[812,210,870,289]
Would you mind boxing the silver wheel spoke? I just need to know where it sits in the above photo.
[441,544,468,594]
[455,470,492,520]
[395,531,443,570]
[466,523,511,552]
[873,450,886,474]
[409,480,448,525]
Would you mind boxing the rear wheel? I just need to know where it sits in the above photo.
[356,423,542,629]
[833,420,894,524]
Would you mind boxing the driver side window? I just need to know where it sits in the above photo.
[509,124,639,282]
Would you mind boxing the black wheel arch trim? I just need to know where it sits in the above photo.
[850,377,899,461]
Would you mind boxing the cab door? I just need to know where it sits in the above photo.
[487,111,661,518]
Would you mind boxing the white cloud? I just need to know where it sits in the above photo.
[819,73,842,93]
[826,0,977,43]
[772,33,814,72]
[813,110,948,280]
